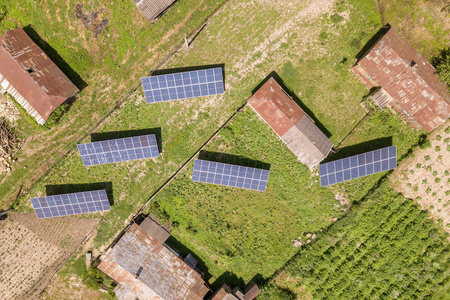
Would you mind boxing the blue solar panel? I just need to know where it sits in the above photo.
[77,134,159,167]
[319,146,397,187]
[141,67,224,103]
[31,190,111,219]
[192,159,269,192]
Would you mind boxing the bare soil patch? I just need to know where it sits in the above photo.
[391,121,450,232]
[0,213,100,299]
[75,4,109,38]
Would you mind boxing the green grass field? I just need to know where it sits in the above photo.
[0,0,228,207]
[4,0,449,298]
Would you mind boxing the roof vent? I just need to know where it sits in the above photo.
[135,266,143,278]
[410,60,418,70]
[26,68,34,74]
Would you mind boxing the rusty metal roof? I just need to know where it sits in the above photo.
[355,26,450,132]
[98,223,208,300]
[140,214,171,244]
[248,78,304,136]
[130,0,176,21]
[248,78,332,167]
[0,28,79,122]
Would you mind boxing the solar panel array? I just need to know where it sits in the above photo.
[77,134,159,166]
[31,190,111,219]
[192,159,270,192]
[319,146,397,187]
[142,67,224,103]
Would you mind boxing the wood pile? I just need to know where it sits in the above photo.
[0,118,18,174]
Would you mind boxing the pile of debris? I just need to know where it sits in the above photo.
[0,118,18,174]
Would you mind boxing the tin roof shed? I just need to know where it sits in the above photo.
[130,0,176,21]
[0,28,79,125]
[98,222,209,300]
[248,77,333,168]
[352,26,450,132]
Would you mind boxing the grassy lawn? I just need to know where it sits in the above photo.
[8,0,448,298]
[0,0,228,207]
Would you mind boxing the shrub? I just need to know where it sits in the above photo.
[445,170,449,176]
[436,135,442,141]
[409,170,414,174]
[422,179,428,184]
[444,138,450,144]
[82,266,105,289]
[330,13,344,23]
[438,155,442,160]
[416,163,422,168]
[435,178,441,183]
[445,126,450,134]
[426,187,432,194]
[433,171,438,176]
[435,146,441,152]
[420,139,431,150]
[424,155,431,161]
[434,48,450,89]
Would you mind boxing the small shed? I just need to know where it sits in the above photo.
[248,77,333,168]
[352,26,450,132]
[130,0,176,21]
[0,28,79,125]
[98,219,209,300]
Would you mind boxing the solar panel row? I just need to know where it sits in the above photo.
[319,146,396,187]
[77,134,159,166]
[142,67,224,103]
[192,159,269,192]
[30,190,110,219]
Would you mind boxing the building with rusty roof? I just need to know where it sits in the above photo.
[0,28,79,125]
[130,0,176,21]
[248,77,333,168]
[352,26,450,132]
[209,281,261,300]
[98,216,210,300]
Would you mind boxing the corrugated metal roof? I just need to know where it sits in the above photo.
[130,0,176,21]
[0,28,79,123]
[243,281,261,300]
[98,223,208,300]
[140,215,171,244]
[354,26,450,132]
[248,77,333,167]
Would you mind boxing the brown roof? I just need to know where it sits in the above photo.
[243,281,261,300]
[0,28,79,122]
[208,281,260,300]
[130,0,176,21]
[98,223,208,300]
[140,215,171,244]
[354,26,450,132]
[248,77,333,167]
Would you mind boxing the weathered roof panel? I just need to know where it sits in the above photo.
[99,223,208,300]
[140,215,171,244]
[355,26,450,132]
[0,28,79,122]
[131,0,176,21]
[248,77,332,167]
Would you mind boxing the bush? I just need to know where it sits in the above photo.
[419,139,431,150]
[424,155,431,161]
[82,266,104,289]
[433,48,450,89]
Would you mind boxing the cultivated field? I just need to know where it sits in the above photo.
[0,213,99,299]
[392,121,450,232]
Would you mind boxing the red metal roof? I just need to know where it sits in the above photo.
[355,27,450,132]
[248,77,304,136]
[0,28,79,122]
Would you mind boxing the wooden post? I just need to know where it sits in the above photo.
[184,36,189,48]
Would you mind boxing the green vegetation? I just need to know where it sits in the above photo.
[261,183,450,299]
[0,0,228,207]
[4,0,448,298]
